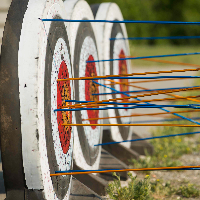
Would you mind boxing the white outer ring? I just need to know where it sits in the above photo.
[64,0,103,170]
[94,3,132,148]
[18,0,72,199]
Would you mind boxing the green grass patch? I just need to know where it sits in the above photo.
[176,183,200,198]
[106,173,153,200]
[107,173,200,199]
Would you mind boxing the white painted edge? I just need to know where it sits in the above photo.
[19,0,47,190]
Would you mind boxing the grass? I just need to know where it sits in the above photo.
[176,183,200,198]
[107,173,200,199]
[129,44,200,67]
[106,173,153,200]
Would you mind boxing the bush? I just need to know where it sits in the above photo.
[106,173,153,200]
[107,174,200,199]
[176,184,200,198]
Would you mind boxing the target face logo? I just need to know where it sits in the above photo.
[85,55,99,129]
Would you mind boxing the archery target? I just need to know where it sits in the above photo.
[91,3,132,148]
[1,0,73,199]
[63,0,103,170]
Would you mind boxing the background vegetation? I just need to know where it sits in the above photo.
[86,0,200,46]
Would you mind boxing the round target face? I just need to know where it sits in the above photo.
[91,3,132,147]
[110,24,132,140]
[0,0,74,199]
[74,22,102,167]
[64,0,102,171]
[44,18,73,199]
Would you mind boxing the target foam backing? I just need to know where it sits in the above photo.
[0,0,74,199]
[91,3,132,148]
[63,0,103,171]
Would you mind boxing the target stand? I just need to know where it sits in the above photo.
[90,3,153,163]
